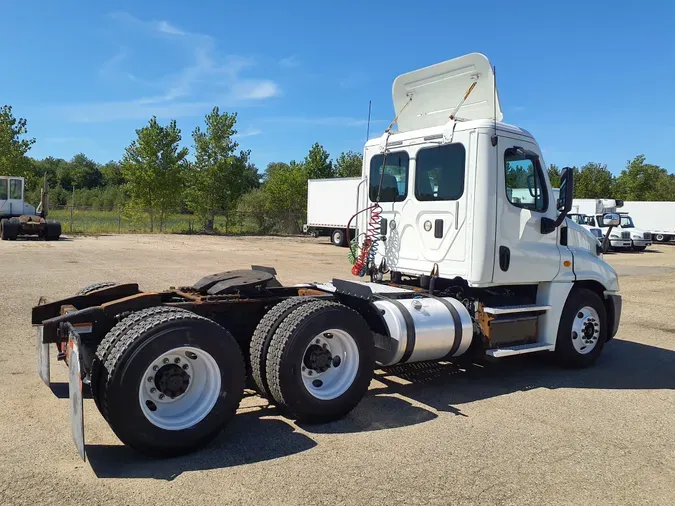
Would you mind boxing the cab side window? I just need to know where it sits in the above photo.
[9,179,22,200]
[415,143,465,201]
[369,151,409,202]
[0,179,7,200]
[504,149,548,212]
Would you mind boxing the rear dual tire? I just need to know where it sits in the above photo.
[250,297,315,399]
[264,300,374,423]
[0,219,19,240]
[44,221,61,241]
[92,307,245,457]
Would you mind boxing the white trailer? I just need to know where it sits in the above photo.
[304,177,361,246]
[32,53,623,461]
[618,201,675,242]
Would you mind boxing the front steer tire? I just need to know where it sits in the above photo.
[99,308,245,457]
[266,300,374,424]
[554,288,607,369]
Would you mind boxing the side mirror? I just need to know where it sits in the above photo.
[557,167,574,215]
[541,166,574,234]
[603,213,620,226]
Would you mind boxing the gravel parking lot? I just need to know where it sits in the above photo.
[1,235,673,505]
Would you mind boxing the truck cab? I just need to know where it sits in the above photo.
[616,213,652,251]
[0,177,36,218]
[357,54,617,290]
[592,210,650,252]
[353,53,621,359]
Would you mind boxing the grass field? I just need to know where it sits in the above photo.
[48,208,303,235]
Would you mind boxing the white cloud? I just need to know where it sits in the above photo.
[156,20,184,36]
[264,116,384,127]
[108,12,186,38]
[63,100,213,123]
[279,55,300,68]
[99,50,127,77]
[234,127,262,139]
[232,81,280,100]
[61,14,280,123]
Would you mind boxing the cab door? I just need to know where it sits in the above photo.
[7,178,24,215]
[362,148,410,272]
[397,134,470,277]
[492,141,561,283]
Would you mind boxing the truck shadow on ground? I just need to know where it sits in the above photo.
[86,338,674,480]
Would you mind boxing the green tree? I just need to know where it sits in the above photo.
[31,156,61,190]
[186,107,258,231]
[304,142,334,179]
[547,163,561,188]
[71,153,102,189]
[574,162,614,198]
[0,105,35,179]
[613,155,674,201]
[56,160,75,191]
[237,187,272,234]
[335,150,363,178]
[101,160,125,186]
[121,116,188,232]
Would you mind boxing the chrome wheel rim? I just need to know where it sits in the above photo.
[300,329,359,400]
[571,306,600,355]
[138,346,221,430]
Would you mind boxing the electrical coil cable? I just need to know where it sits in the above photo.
[347,96,413,277]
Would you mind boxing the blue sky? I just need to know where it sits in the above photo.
[1,1,674,174]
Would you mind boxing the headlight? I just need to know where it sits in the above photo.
[610,234,619,238]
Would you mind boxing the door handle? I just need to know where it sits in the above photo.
[434,219,443,238]
[454,201,459,230]
[499,246,510,271]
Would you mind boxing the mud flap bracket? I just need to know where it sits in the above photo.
[66,326,86,461]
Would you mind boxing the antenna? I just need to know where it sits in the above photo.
[366,100,372,142]
[491,65,498,147]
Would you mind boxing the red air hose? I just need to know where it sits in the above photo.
[349,203,382,276]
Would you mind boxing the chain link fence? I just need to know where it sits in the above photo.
[48,206,306,236]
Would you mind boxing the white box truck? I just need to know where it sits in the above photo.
[618,201,675,243]
[304,177,361,246]
[32,53,623,461]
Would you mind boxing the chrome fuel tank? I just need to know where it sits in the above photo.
[374,296,473,366]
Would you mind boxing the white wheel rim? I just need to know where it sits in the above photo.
[571,306,601,355]
[300,329,359,401]
[334,231,342,244]
[138,346,221,430]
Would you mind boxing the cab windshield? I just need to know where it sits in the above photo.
[620,216,634,228]
[570,214,591,225]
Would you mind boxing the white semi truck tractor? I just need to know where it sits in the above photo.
[32,53,622,460]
